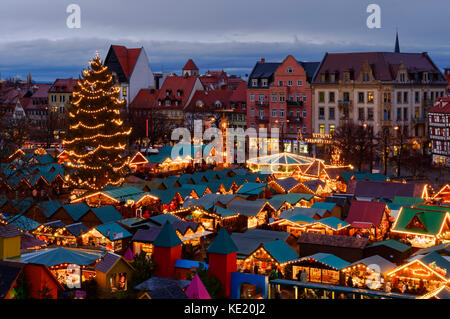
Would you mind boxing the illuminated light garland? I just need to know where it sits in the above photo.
[64,128,132,144]
[70,122,105,130]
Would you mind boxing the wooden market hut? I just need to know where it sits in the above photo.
[385,252,450,294]
[341,255,396,290]
[0,260,64,299]
[311,202,343,219]
[364,239,412,265]
[82,222,132,253]
[269,193,315,208]
[298,233,369,263]
[390,206,450,248]
[226,199,276,230]
[19,247,105,285]
[95,252,135,292]
[239,239,299,277]
[432,184,450,204]
[345,200,390,241]
[287,253,350,285]
[0,223,22,260]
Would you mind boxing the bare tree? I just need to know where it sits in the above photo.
[333,122,375,171]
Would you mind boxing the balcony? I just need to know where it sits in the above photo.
[287,100,304,107]
[412,117,426,125]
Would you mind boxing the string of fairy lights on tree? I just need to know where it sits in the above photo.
[64,53,131,191]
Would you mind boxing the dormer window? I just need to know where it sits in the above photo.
[400,73,406,83]
[362,73,369,82]
[196,100,204,108]
[286,67,294,73]
[344,72,350,82]
[321,74,326,82]
[261,79,268,87]
[330,74,335,83]
[215,101,222,108]
[166,90,170,96]
[252,79,258,87]
[423,72,428,82]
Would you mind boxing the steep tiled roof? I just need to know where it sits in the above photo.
[129,89,159,109]
[182,59,199,71]
[185,89,233,112]
[49,78,77,93]
[345,200,386,228]
[428,97,450,114]
[157,75,201,108]
[110,45,142,78]
[313,52,446,83]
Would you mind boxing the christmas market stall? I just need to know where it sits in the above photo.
[431,184,450,204]
[287,253,349,285]
[226,199,277,230]
[391,207,450,248]
[19,247,106,286]
[345,201,390,241]
[33,220,79,246]
[341,255,396,290]
[268,193,315,208]
[95,252,135,292]
[238,239,299,277]
[81,222,132,253]
[302,217,350,236]
[385,252,450,295]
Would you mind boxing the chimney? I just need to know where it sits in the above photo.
[261,58,265,63]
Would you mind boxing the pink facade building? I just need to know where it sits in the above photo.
[247,56,319,153]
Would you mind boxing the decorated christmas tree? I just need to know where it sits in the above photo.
[64,53,132,191]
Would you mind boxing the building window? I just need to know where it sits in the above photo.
[259,110,265,118]
[330,74,335,83]
[272,110,277,117]
[383,92,391,103]
[288,80,293,86]
[343,92,350,102]
[358,92,364,103]
[250,108,255,117]
[279,110,285,117]
[397,108,402,121]
[329,107,335,120]
[297,80,303,86]
[303,110,307,118]
[296,94,300,102]
[261,79,268,86]
[286,67,294,73]
[278,80,283,86]
[123,87,127,96]
[258,94,264,103]
[302,125,307,134]
[367,108,374,120]
[319,92,325,103]
[344,72,349,82]
[358,108,364,120]
[319,107,325,119]
[302,94,307,102]
[319,125,325,134]
[414,107,419,119]
[415,91,420,103]
[397,92,402,104]
[403,108,408,121]
[271,94,277,102]
[165,100,171,106]
[252,79,258,87]
[329,92,335,103]
[250,94,254,102]
[329,125,335,135]
[279,95,285,102]
[403,92,408,104]
[367,92,374,103]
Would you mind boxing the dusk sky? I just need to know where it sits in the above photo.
[1,0,449,82]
